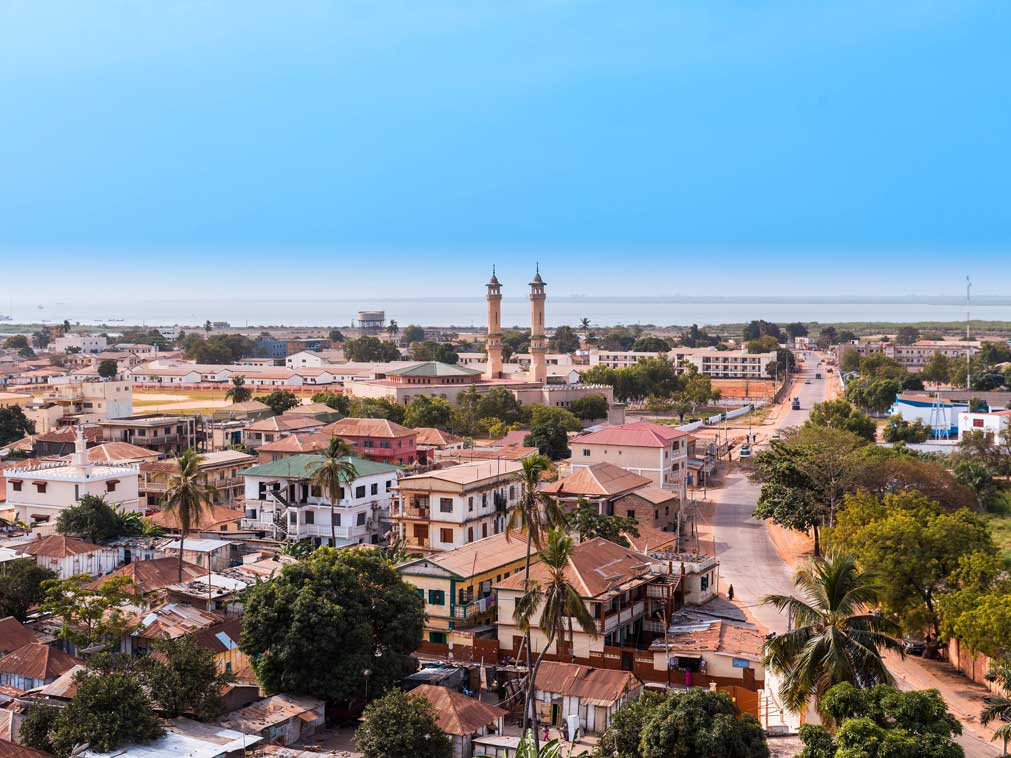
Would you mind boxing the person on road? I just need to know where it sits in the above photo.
[728,584,735,601]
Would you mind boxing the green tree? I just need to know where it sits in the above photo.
[857,353,908,381]
[0,405,35,445]
[404,394,453,429]
[310,436,358,546]
[328,328,346,343]
[807,398,877,441]
[355,689,452,758]
[550,325,581,353]
[241,549,423,705]
[981,660,1011,755]
[952,459,1000,510]
[525,419,570,460]
[921,352,954,384]
[143,636,233,720]
[254,389,300,415]
[895,326,921,345]
[161,448,218,580]
[840,348,861,373]
[527,404,582,433]
[225,375,252,403]
[0,560,56,621]
[311,391,350,415]
[56,494,144,544]
[40,574,137,649]
[408,340,459,364]
[49,669,164,757]
[882,415,931,443]
[476,386,526,425]
[386,319,399,342]
[630,335,670,353]
[845,376,901,414]
[4,335,29,349]
[97,358,118,379]
[348,397,407,423]
[851,446,976,511]
[763,554,901,713]
[567,499,638,546]
[747,335,780,354]
[19,703,60,754]
[743,320,782,341]
[786,322,809,338]
[569,392,608,420]
[514,529,596,750]
[401,324,426,344]
[345,336,401,362]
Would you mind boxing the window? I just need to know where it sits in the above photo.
[107,481,118,493]
[428,589,445,605]
[467,527,474,542]
[379,441,391,449]
[481,523,488,538]
[439,528,454,543]
[370,483,378,496]
[311,485,321,497]
[429,631,446,644]
[439,497,454,513]
[701,574,709,591]
[10,481,21,492]
[355,485,366,498]
[468,496,474,512]
[582,449,590,456]
[509,486,515,499]
[357,512,366,526]
[416,588,424,601]
[363,440,374,448]
[333,513,341,526]
[34,483,47,494]
[304,511,315,524]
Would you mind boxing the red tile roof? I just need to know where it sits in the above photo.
[88,557,206,594]
[0,643,81,682]
[413,428,464,447]
[320,418,416,439]
[573,421,689,449]
[0,617,39,655]
[496,538,652,598]
[541,463,651,497]
[410,685,506,736]
[149,505,243,531]
[622,524,677,554]
[0,738,55,758]
[22,535,106,558]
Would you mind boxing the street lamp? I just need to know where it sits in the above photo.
[363,668,371,703]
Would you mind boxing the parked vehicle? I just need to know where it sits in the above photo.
[791,398,800,410]
[739,444,752,458]
[815,372,822,379]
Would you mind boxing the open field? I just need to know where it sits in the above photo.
[133,389,231,414]
[983,513,1011,563]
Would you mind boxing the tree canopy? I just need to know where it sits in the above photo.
[254,390,300,415]
[56,494,145,544]
[355,689,452,758]
[0,560,55,621]
[345,336,401,362]
[0,405,35,445]
[525,419,570,460]
[806,399,877,441]
[403,394,453,429]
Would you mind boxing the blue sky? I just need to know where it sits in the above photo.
[2,1,1009,300]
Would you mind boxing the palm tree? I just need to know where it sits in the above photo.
[505,454,564,738]
[514,528,596,752]
[225,375,252,404]
[309,436,358,547]
[161,448,218,580]
[763,552,902,714]
[982,660,1011,755]
[579,318,590,330]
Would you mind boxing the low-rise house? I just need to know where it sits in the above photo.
[318,417,418,465]
[611,487,679,530]
[160,538,234,573]
[88,557,207,603]
[125,603,223,655]
[649,619,765,688]
[140,450,255,507]
[148,505,245,537]
[281,403,341,423]
[81,717,261,758]
[0,643,81,690]
[398,532,532,644]
[409,684,506,758]
[889,393,967,439]
[413,427,465,464]
[241,417,325,451]
[97,415,199,457]
[219,694,325,746]
[393,461,523,552]
[958,409,1011,440]
[532,661,642,735]
[0,738,54,758]
[0,619,39,656]
[240,454,401,547]
[192,617,249,680]
[166,573,250,615]
[210,401,273,423]
[22,535,119,579]
[570,422,690,497]
[255,434,330,463]
[66,442,160,466]
[540,463,652,516]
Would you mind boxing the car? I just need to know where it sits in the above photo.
[804,380,811,384]
[901,638,927,656]
[791,399,800,410]
[771,431,781,439]
[739,444,752,458]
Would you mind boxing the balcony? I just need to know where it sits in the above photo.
[294,523,358,540]
[598,600,646,634]
[452,596,496,620]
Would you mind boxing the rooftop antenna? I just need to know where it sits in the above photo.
[966,275,972,390]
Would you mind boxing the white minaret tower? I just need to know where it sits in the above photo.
[70,425,92,476]
[485,267,504,379]
[528,265,547,384]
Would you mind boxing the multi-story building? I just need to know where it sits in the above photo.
[398,532,532,644]
[140,450,256,507]
[570,421,690,498]
[4,428,141,528]
[51,333,108,354]
[392,460,523,551]
[589,348,776,379]
[835,339,982,372]
[319,417,418,466]
[24,380,133,432]
[241,416,326,451]
[98,414,199,457]
[240,453,402,547]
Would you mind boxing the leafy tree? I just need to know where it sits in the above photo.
[143,636,233,720]
[569,392,608,420]
[355,689,452,758]
[48,669,164,757]
[56,494,144,543]
[3,335,29,349]
[182,333,256,363]
[345,336,401,362]
[629,335,669,353]
[857,353,908,381]
[254,390,300,415]
[477,387,526,425]
[840,348,861,373]
[763,554,901,713]
[550,325,581,353]
[0,560,56,621]
[348,397,406,424]
[598,328,638,351]
[597,688,768,758]
[743,320,782,342]
[848,445,975,511]
[895,326,921,345]
[97,358,118,379]
[678,323,720,348]
[386,319,399,341]
[747,335,780,354]
[807,398,877,441]
[525,419,570,460]
[161,448,218,580]
[18,345,36,358]
[241,549,423,705]
[786,322,809,338]
[408,340,458,364]
[882,415,931,443]
[40,574,137,649]
[309,437,358,546]
[844,375,902,414]
[401,324,426,344]
[567,499,638,546]
[224,375,252,403]
[959,427,1011,477]
[19,703,60,754]
[768,347,795,378]
[0,405,35,445]
[900,373,925,391]
[951,459,1000,510]
[403,394,453,429]
[818,326,839,346]
[921,352,954,384]
[311,391,350,416]
[501,329,530,361]
[328,328,346,343]
[527,404,582,433]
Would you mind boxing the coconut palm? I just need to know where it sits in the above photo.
[579,317,590,330]
[161,448,218,580]
[514,528,596,752]
[309,436,358,547]
[763,552,902,714]
[225,375,252,404]
[982,660,1011,755]
[387,319,399,342]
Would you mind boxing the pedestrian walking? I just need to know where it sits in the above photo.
[728,584,735,601]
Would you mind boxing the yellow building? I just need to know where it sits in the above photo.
[398,532,534,644]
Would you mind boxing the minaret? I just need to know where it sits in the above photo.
[485,267,504,379]
[528,265,547,383]
[70,425,92,476]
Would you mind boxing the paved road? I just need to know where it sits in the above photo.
[704,355,1000,757]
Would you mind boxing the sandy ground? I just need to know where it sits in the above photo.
[133,399,231,411]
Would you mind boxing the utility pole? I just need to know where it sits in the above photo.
[966,275,972,390]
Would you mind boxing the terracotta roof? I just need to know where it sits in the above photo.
[409,685,506,736]
[0,643,81,682]
[401,532,532,578]
[541,463,651,497]
[256,433,331,454]
[534,661,638,704]
[0,738,55,758]
[33,427,103,445]
[0,617,38,654]
[282,403,339,417]
[573,421,689,449]
[22,535,106,558]
[192,617,242,655]
[496,538,652,598]
[89,558,206,594]
[135,603,223,640]
[490,430,530,448]
[149,505,243,531]
[245,416,324,433]
[413,428,464,447]
[662,621,764,660]
[320,417,416,439]
[622,524,677,554]
[141,450,255,474]
[220,694,324,733]
[616,487,678,505]
[439,447,539,462]
[399,460,523,487]
[70,442,160,464]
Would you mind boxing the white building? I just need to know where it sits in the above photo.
[51,333,108,354]
[890,393,968,439]
[25,380,133,432]
[285,351,324,368]
[240,454,402,547]
[958,410,1011,440]
[589,347,776,379]
[4,427,141,528]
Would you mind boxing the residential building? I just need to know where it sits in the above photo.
[284,351,324,368]
[570,421,690,497]
[161,538,234,572]
[148,504,245,537]
[0,617,40,656]
[51,333,107,354]
[398,532,532,643]
[23,380,133,432]
[140,450,255,506]
[319,417,418,465]
[240,454,402,546]
[98,414,199,456]
[410,685,506,758]
[889,393,968,439]
[649,618,764,688]
[589,348,776,379]
[611,487,680,530]
[219,695,325,746]
[13,425,104,458]
[393,461,523,551]
[531,661,641,735]
[540,462,653,516]
[4,428,141,527]
[124,603,225,655]
[81,717,262,758]
[22,535,120,578]
[0,643,81,690]
[414,427,465,464]
[958,409,1011,440]
[90,557,207,602]
[255,433,331,462]
[241,416,325,451]
[834,339,982,372]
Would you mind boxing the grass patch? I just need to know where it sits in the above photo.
[983,513,1011,563]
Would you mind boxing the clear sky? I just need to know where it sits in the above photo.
[2,1,1009,300]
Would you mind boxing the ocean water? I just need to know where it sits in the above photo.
[7,297,1007,329]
